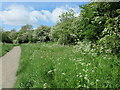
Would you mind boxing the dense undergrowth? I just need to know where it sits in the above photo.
[15,43,119,88]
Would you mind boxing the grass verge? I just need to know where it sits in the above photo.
[15,43,119,88]
[0,43,16,57]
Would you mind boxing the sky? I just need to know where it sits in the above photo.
[0,2,88,31]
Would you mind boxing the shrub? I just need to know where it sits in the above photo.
[97,35,120,54]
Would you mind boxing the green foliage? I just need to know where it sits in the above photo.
[33,25,51,42]
[20,24,32,32]
[97,35,120,55]
[2,31,13,43]
[1,24,51,43]
[16,25,33,43]
[51,10,78,45]
[50,2,120,55]
[102,16,120,37]
[0,43,15,56]
[16,33,29,43]
[9,29,18,41]
[15,43,119,88]
[83,24,97,40]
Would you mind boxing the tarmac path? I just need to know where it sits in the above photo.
[0,46,21,89]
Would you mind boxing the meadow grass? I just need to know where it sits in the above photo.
[0,43,16,57]
[15,42,119,88]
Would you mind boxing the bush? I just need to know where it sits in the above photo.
[2,31,13,43]
[97,35,120,54]
[33,25,51,42]
[50,10,78,45]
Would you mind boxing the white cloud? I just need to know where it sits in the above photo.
[0,4,80,26]
[0,5,45,25]
[52,7,67,22]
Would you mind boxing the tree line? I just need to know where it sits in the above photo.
[1,2,120,55]
[1,25,51,44]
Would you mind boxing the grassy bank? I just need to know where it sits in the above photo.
[15,43,119,88]
[0,44,16,57]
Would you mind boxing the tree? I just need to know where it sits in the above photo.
[9,29,18,42]
[51,9,77,45]
[33,25,51,42]
[2,31,12,43]
[20,24,33,32]
[16,32,29,43]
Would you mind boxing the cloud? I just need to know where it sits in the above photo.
[0,4,80,26]
[41,5,80,23]
[0,5,46,25]
[41,7,67,23]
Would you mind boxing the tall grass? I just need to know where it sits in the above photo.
[15,43,119,88]
[0,44,15,57]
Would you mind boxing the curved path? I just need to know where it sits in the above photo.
[0,46,21,89]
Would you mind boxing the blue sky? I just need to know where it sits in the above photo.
[0,2,88,31]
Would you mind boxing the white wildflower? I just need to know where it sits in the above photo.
[78,85,81,87]
[85,74,88,77]
[48,70,53,74]
[76,75,79,77]
[43,83,47,88]
[96,79,100,82]
[61,73,65,75]
[81,63,85,65]
[84,77,88,80]
[92,70,95,72]
[53,69,56,72]
[79,75,82,77]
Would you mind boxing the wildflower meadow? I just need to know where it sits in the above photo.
[15,43,119,88]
